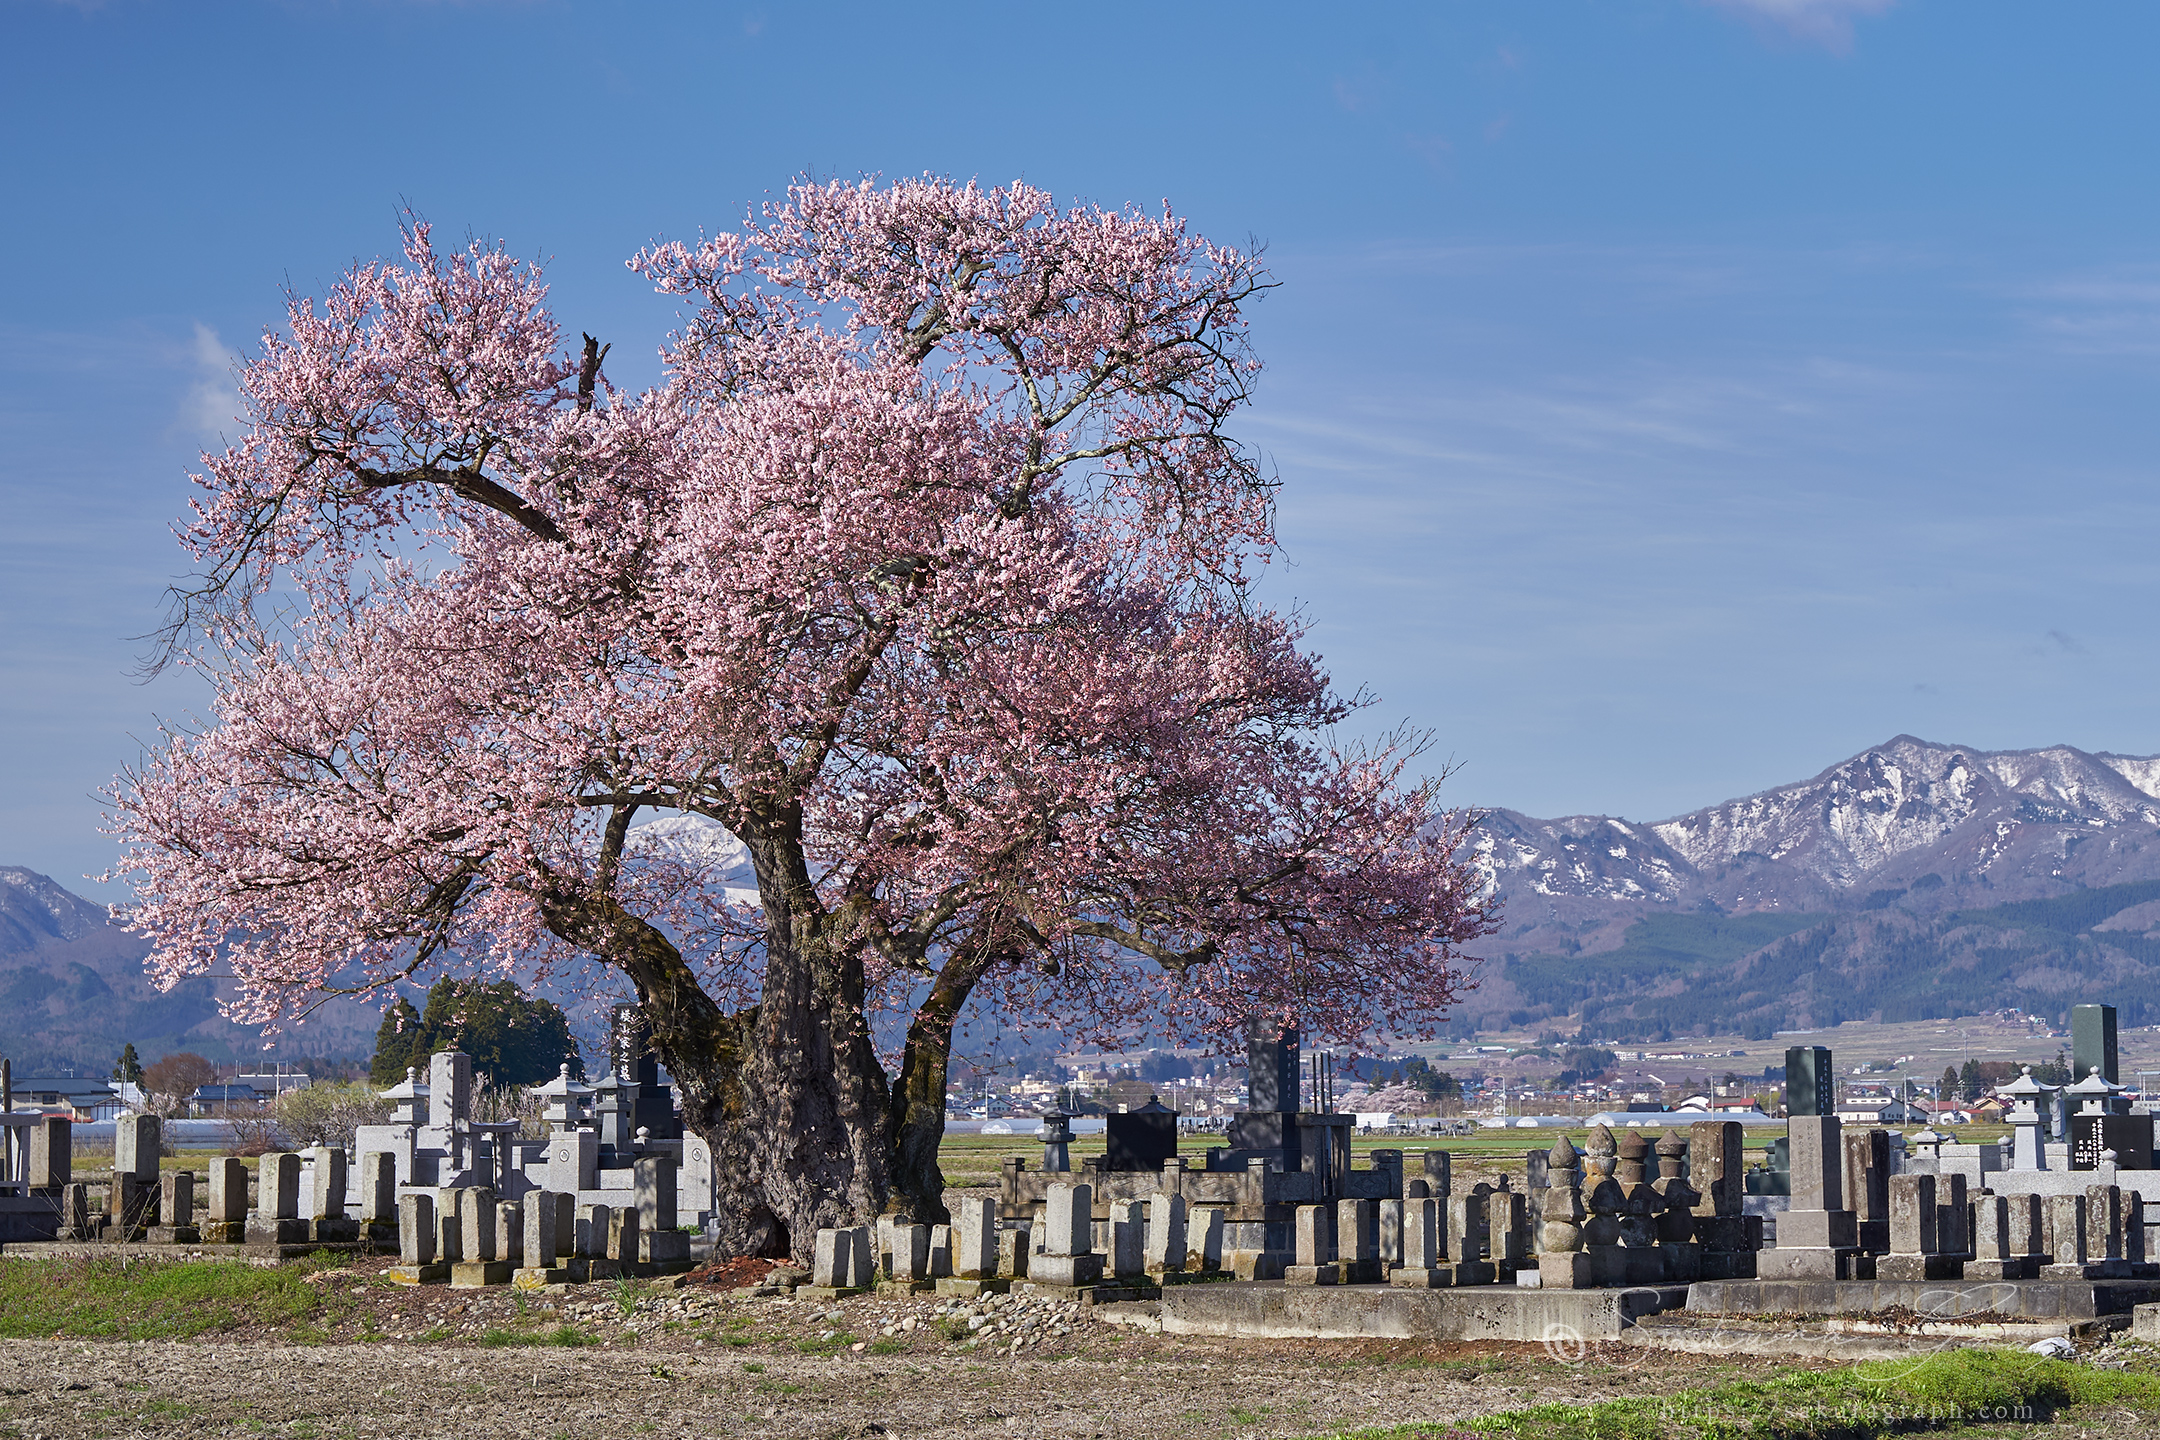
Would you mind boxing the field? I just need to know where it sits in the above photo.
[2,1253,2159,1439]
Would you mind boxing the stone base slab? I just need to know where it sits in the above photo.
[794,1285,872,1300]
[1451,1260,1497,1287]
[1230,1251,1286,1282]
[1029,1253,1104,1287]
[566,1259,625,1283]
[1688,1276,2160,1321]
[1538,1253,1594,1289]
[1014,1280,1158,1305]
[1875,1254,1965,1282]
[512,1267,572,1289]
[1284,1265,1338,1286]
[876,1279,935,1297]
[244,1218,310,1246]
[1756,1247,1866,1281]
[143,1226,202,1245]
[385,1264,449,1285]
[1962,1258,2039,1280]
[1154,1281,1690,1341]
[311,1218,360,1244]
[450,1261,513,1287]
[200,1221,246,1245]
[1389,1267,1451,1289]
[935,1278,1010,1297]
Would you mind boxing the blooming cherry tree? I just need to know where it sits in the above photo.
[110,177,1494,1254]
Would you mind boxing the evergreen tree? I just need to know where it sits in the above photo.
[369,997,426,1085]
[112,1042,144,1085]
[1940,1065,1958,1099]
[369,979,581,1087]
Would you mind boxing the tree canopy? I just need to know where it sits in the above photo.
[370,977,582,1087]
[109,176,1494,1253]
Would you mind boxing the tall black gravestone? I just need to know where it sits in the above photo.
[1220,1016,1305,1172]
[2072,1004,2120,1087]
[1785,1046,1834,1119]
[609,1003,681,1141]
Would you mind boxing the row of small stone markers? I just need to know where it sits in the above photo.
[1766,1111,2154,1282]
[38,1115,403,1250]
[807,1188,1228,1298]
[392,1186,657,1288]
[1875,1175,2151,1282]
[1276,1124,1760,1289]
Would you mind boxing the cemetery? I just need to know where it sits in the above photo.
[7,1005,2160,1439]
[7,1008,2160,1350]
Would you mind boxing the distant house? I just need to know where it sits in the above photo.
[187,1083,264,1117]
[232,1069,311,1096]
[1836,1098,1925,1126]
[1676,1095,1768,1115]
[10,1075,124,1121]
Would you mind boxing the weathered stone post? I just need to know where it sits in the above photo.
[1843,1129,1891,1252]
[953,1196,998,1282]
[1392,1197,1448,1288]
[1967,1193,2033,1279]
[113,1113,162,1236]
[389,1191,442,1284]
[2042,1194,2089,1278]
[516,1190,568,1286]
[247,1153,306,1246]
[1537,1135,1591,1289]
[355,1151,397,1247]
[1287,1204,1337,1285]
[1651,1129,1701,1282]
[1337,1198,1380,1283]
[1759,1115,1860,1280]
[2085,1186,2130,1278]
[148,1172,198,1244]
[1448,1185,1497,1286]
[1145,1192,1189,1278]
[1878,1174,1953,1281]
[1031,1182,1103,1287]
[205,1156,248,1242]
[309,1146,354,1242]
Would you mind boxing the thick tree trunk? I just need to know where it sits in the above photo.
[887,946,995,1224]
[552,844,999,1258]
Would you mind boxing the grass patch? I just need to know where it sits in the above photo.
[475,1325,600,1349]
[794,1331,856,1355]
[1321,1349,2160,1440]
[868,1338,906,1355]
[0,1256,325,1341]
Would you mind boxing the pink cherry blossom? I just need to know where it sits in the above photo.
[108,178,1495,1252]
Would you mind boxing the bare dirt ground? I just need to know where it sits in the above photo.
[0,1264,1799,1440]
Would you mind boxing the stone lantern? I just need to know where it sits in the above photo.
[1997,1065,2056,1171]
[2066,1065,2127,1117]
[378,1066,430,1128]
[533,1062,593,1136]
[1039,1107,1072,1173]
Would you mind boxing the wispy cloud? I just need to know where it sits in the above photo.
[183,323,238,437]
[1703,0,1897,54]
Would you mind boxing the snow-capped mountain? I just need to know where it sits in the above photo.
[0,865,107,951]
[1476,735,2160,918]
[624,814,762,909]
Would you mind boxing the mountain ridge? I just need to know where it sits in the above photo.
[1459,735,2160,1037]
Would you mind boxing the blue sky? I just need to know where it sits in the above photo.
[6,0,2160,899]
